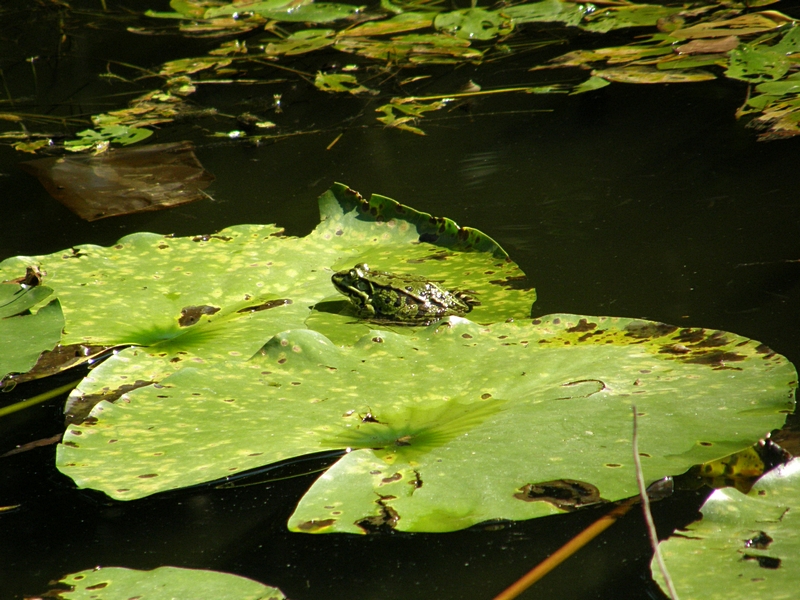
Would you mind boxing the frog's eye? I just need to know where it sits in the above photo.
[349,269,359,278]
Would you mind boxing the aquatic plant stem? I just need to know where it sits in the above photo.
[0,379,81,418]
[632,405,679,600]
[491,497,637,600]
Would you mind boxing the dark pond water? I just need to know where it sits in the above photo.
[1,1,799,598]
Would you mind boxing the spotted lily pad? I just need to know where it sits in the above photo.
[655,459,800,599]
[0,183,534,389]
[47,566,285,600]
[56,315,794,534]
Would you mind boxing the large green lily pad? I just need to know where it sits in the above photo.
[655,458,800,599]
[57,314,794,533]
[0,183,534,388]
[50,566,284,600]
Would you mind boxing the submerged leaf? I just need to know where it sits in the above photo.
[19,142,214,221]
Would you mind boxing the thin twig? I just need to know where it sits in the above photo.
[492,498,637,600]
[632,405,679,600]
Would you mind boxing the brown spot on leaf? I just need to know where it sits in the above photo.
[488,275,531,290]
[296,519,336,532]
[743,554,781,569]
[85,582,108,590]
[356,496,400,533]
[514,479,603,510]
[693,331,731,348]
[567,319,597,333]
[65,380,153,425]
[191,234,232,242]
[625,321,678,339]
[685,350,746,367]
[381,473,402,484]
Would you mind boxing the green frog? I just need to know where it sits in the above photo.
[331,263,476,323]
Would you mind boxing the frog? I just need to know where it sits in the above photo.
[331,263,476,323]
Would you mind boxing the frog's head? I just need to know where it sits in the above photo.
[331,263,372,310]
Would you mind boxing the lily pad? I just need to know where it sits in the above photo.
[581,4,685,34]
[502,0,585,27]
[56,315,794,534]
[725,44,790,83]
[433,8,510,41]
[655,458,800,599]
[48,566,285,600]
[0,282,63,381]
[0,183,533,400]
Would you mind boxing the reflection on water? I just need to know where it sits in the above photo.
[459,150,504,189]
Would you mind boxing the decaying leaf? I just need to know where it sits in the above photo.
[19,141,214,221]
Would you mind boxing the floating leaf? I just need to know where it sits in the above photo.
[0,183,531,383]
[204,0,312,19]
[207,0,361,23]
[340,12,435,37]
[54,315,794,535]
[433,8,510,41]
[593,65,717,84]
[375,98,448,135]
[755,74,800,96]
[501,0,585,27]
[655,459,800,599]
[19,141,214,221]
[263,29,335,56]
[673,35,740,55]
[314,72,376,95]
[570,75,611,94]
[50,566,285,600]
[581,4,685,34]
[669,12,792,40]
[725,44,790,83]
[334,33,483,64]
